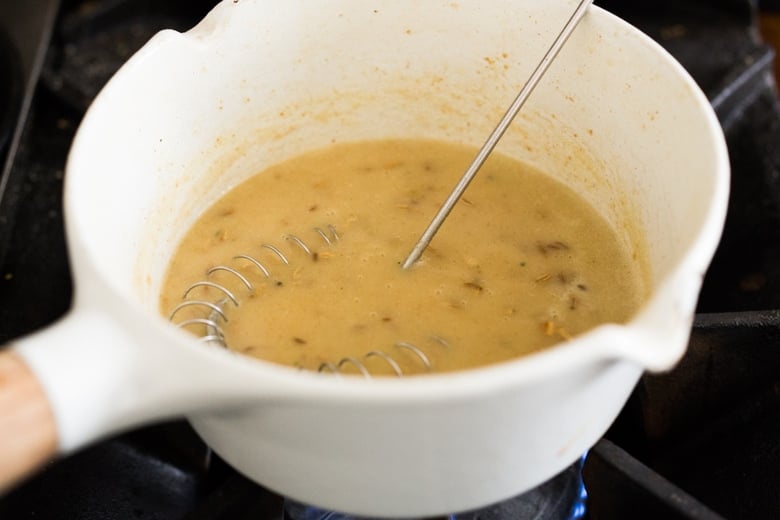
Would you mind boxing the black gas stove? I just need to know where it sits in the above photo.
[1,1,779,519]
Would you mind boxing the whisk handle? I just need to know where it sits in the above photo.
[401,0,594,269]
[0,349,57,493]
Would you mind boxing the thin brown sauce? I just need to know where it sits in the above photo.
[161,139,648,376]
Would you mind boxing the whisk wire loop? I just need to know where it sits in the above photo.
[365,350,404,377]
[207,265,254,292]
[176,318,226,340]
[169,300,228,322]
[395,341,432,369]
[183,281,239,306]
[337,357,372,378]
[233,254,271,278]
[285,234,312,256]
[261,244,289,265]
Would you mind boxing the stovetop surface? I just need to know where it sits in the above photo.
[1,1,779,519]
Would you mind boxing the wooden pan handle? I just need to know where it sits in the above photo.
[0,349,57,493]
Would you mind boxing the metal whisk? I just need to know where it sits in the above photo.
[169,225,444,378]
[170,0,593,377]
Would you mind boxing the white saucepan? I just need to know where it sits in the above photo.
[0,0,729,517]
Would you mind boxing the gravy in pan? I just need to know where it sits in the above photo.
[160,139,648,375]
